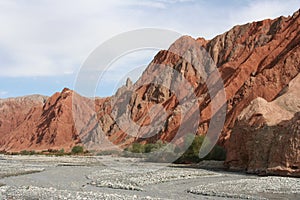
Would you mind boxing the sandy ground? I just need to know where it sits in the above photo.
[0,155,299,199]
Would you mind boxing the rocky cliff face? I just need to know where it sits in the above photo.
[0,89,96,152]
[0,10,299,176]
[225,74,300,176]
[0,95,47,149]
[207,9,300,143]
[89,9,300,150]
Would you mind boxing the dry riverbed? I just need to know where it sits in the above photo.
[0,155,299,199]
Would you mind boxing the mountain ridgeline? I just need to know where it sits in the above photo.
[0,10,299,176]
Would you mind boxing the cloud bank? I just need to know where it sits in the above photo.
[0,0,298,97]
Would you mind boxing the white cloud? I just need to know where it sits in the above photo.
[0,0,139,77]
[229,0,299,26]
[99,49,157,81]
[0,0,298,78]
[0,91,8,98]
[128,1,167,9]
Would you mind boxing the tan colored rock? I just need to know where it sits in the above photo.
[225,74,300,176]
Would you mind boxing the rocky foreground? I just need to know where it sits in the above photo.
[0,155,299,200]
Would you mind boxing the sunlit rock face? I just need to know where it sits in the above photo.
[0,10,299,177]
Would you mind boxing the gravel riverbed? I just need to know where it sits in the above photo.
[0,155,299,199]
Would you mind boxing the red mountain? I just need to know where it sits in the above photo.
[0,9,299,176]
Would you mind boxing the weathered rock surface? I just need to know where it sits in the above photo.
[0,89,97,152]
[84,10,300,177]
[0,10,299,177]
[225,74,300,176]
[92,9,300,149]
[0,95,47,149]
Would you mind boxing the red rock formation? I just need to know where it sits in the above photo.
[225,74,300,176]
[0,95,47,148]
[0,88,96,152]
[93,9,300,150]
[86,10,300,175]
[0,10,299,174]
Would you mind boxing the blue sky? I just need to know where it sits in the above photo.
[0,0,299,98]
